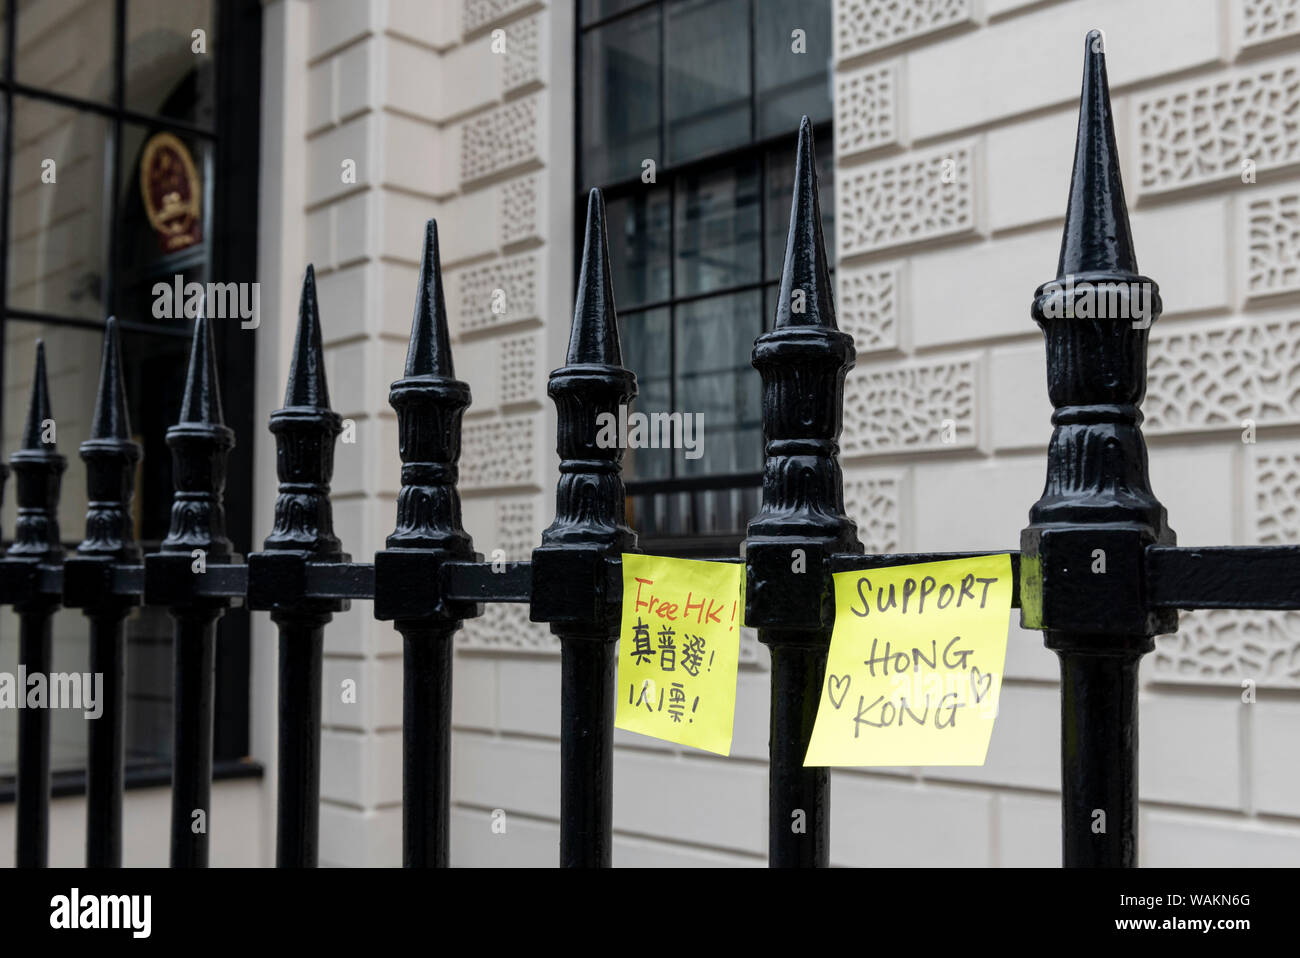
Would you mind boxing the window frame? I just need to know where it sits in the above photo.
[0,0,262,791]
[575,0,833,554]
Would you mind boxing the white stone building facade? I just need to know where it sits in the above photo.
[4,0,1300,867]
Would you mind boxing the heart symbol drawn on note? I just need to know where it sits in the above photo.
[970,666,993,704]
[828,674,850,709]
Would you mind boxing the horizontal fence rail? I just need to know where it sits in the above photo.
[0,33,1293,868]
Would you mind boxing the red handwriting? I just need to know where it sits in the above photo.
[684,592,724,626]
[633,578,728,625]
[633,577,679,620]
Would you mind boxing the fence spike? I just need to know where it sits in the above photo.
[746,119,861,868]
[163,307,235,557]
[1022,30,1174,869]
[178,306,228,427]
[775,115,836,330]
[284,263,332,410]
[406,219,455,378]
[255,263,347,868]
[532,186,638,867]
[264,263,343,558]
[10,341,65,557]
[8,340,66,868]
[79,318,141,560]
[20,341,55,453]
[88,317,132,443]
[73,317,141,868]
[384,219,472,555]
[375,219,477,868]
[152,305,237,869]
[567,188,623,366]
[1058,30,1138,278]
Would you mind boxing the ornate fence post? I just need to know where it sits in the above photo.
[745,117,861,867]
[144,308,237,867]
[1020,32,1175,867]
[374,221,480,867]
[247,266,347,867]
[5,342,66,867]
[531,189,638,867]
[61,319,141,867]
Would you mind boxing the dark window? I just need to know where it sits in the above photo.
[0,0,261,783]
[578,0,833,556]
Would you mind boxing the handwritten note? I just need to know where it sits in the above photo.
[804,554,1013,767]
[615,554,743,756]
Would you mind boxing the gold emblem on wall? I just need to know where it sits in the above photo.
[140,132,202,253]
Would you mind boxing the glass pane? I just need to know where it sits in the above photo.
[581,6,660,186]
[126,0,218,127]
[619,307,672,481]
[666,0,752,164]
[674,290,762,478]
[0,606,179,776]
[117,123,213,327]
[16,0,117,104]
[606,188,670,309]
[1,321,192,776]
[0,607,89,774]
[674,159,760,297]
[125,610,176,765]
[581,0,651,25]
[765,133,835,280]
[755,0,833,137]
[7,98,111,319]
[0,603,178,775]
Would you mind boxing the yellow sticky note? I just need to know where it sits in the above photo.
[615,554,743,756]
[804,554,1013,767]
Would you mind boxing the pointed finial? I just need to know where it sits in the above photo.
[285,264,331,408]
[377,223,475,567]
[159,299,234,562]
[78,318,141,561]
[179,309,227,425]
[775,116,837,329]
[567,188,622,365]
[10,340,66,558]
[406,219,455,378]
[89,318,132,441]
[1057,30,1138,278]
[22,340,53,449]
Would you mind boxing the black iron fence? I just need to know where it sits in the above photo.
[1,34,1295,869]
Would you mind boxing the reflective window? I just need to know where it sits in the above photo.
[0,0,257,778]
[606,188,671,310]
[580,0,651,25]
[755,0,833,137]
[7,98,111,319]
[580,5,660,187]
[665,0,752,165]
[674,159,761,297]
[125,0,218,126]
[578,1,834,548]
[16,0,117,104]
[674,289,762,478]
